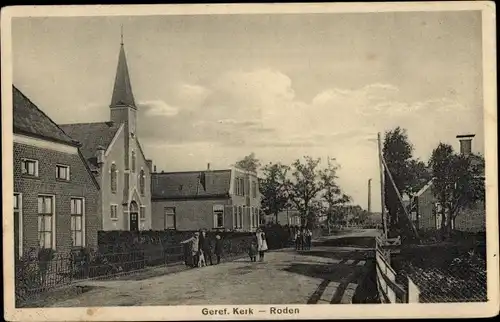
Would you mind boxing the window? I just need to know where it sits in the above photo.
[238,206,243,228]
[21,158,38,176]
[131,151,136,173]
[140,206,146,220]
[252,182,257,198]
[38,195,54,249]
[164,207,176,229]
[71,198,84,247]
[213,205,224,228]
[110,204,118,220]
[110,163,117,193]
[232,206,237,229]
[250,207,254,228]
[139,169,145,195]
[56,165,70,180]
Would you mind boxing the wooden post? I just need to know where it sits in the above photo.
[377,132,388,239]
[407,277,420,303]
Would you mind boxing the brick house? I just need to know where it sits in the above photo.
[59,40,152,231]
[13,86,101,258]
[409,135,485,233]
[151,166,261,231]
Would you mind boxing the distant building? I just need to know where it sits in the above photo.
[59,39,152,231]
[151,166,261,231]
[13,86,101,258]
[410,135,485,233]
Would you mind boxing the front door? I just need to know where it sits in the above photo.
[130,213,139,231]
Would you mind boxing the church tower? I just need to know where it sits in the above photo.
[110,29,137,171]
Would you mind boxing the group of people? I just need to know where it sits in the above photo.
[180,229,223,268]
[180,227,270,268]
[294,227,313,250]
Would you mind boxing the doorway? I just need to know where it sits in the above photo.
[129,201,139,231]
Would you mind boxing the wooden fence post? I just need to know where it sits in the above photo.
[407,277,420,303]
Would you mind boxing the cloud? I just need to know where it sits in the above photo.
[139,100,179,117]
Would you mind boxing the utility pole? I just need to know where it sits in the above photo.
[368,178,372,214]
[378,132,388,239]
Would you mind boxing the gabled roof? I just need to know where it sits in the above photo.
[13,86,78,146]
[152,170,232,200]
[59,122,122,169]
[415,178,434,197]
[110,43,136,108]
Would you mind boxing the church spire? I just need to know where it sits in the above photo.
[110,27,136,109]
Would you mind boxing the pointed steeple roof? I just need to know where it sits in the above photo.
[110,33,136,109]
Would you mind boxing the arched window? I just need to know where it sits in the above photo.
[131,151,136,173]
[140,169,145,196]
[110,163,117,193]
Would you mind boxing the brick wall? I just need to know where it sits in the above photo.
[13,141,100,255]
[151,198,231,231]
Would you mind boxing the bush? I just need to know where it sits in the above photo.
[15,247,56,303]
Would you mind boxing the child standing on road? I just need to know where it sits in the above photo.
[249,240,258,262]
[214,234,223,264]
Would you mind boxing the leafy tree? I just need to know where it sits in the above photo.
[382,127,417,238]
[288,156,322,228]
[319,157,351,233]
[407,159,432,196]
[259,162,290,223]
[235,152,261,173]
[429,143,485,239]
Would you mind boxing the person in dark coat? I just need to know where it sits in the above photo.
[214,234,223,264]
[198,229,213,265]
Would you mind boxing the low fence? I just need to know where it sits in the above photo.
[375,236,420,303]
[15,226,295,305]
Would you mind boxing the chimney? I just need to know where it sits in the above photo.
[154,165,157,173]
[146,159,153,172]
[96,145,105,166]
[207,163,211,171]
[456,134,475,156]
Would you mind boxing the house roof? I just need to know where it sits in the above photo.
[152,170,232,200]
[13,86,78,146]
[415,178,434,197]
[59,122,122,169]
[110,43,136,108]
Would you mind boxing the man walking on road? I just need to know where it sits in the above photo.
[199,229,213,265]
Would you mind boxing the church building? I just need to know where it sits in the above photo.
[60,38,152,231]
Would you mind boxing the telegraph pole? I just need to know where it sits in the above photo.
[378,132,388,239]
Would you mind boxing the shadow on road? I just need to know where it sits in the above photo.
[315,236,376,248]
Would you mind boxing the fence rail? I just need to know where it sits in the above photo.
[375,236,420,303]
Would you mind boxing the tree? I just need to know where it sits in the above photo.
[407,159,432,196]
[288,156,322,228]
[235,152,261,173]
[429,143,485,239]
[259,162,290,223]
[382,127,417,238]
[319,157,351,233]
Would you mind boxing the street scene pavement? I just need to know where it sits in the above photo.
[45,229,379,307]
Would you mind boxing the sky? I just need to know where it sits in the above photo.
[12,11,484,212]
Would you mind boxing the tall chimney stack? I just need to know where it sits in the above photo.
[207,163,211,171]
[154,165,157,173]
[368,178,372,214]
[456,134,475,156]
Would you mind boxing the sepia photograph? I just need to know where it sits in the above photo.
[2,2,498,321]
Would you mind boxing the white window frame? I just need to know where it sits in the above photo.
[56,164,70,181]
[140,205,146,221]
[37,194,56,250]
[164,207,176,230]
[238,206,243,229]
[213,205,224,229]
[21,158,39,177]
[14,193,23,257]
[70,197,85,247]
[110,204,118,220]
[232,205,238,229]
